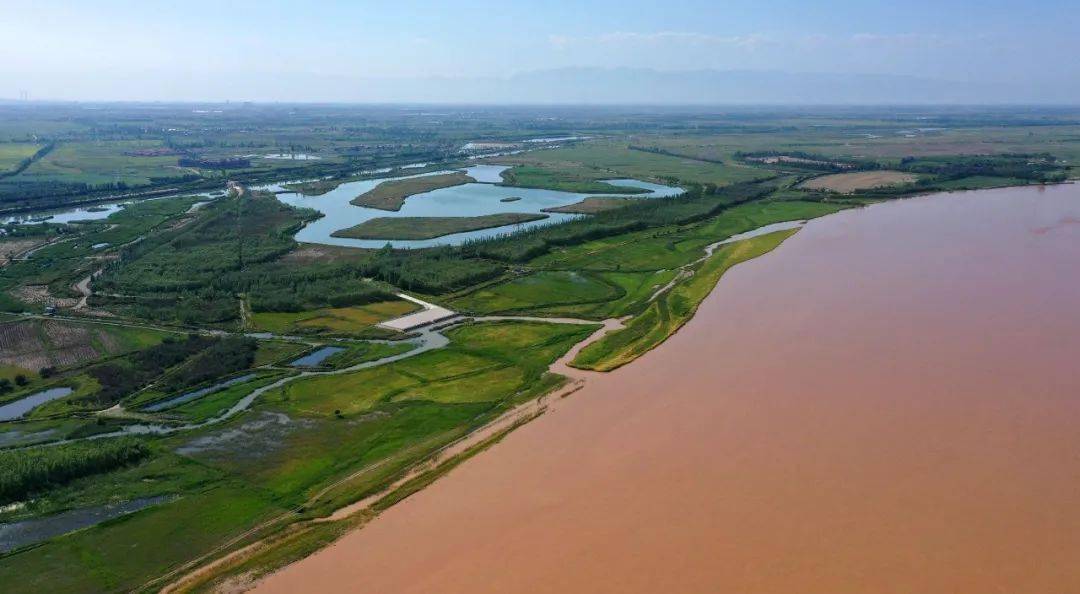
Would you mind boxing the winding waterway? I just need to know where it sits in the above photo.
[253,183,1080,594]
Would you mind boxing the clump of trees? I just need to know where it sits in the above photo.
[896,154,1066,182]
[88,334,216,404]
[157,337,256,393]
[461,181,771,262]
[0,438,150,504]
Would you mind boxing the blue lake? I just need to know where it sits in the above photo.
[270,165,682,249]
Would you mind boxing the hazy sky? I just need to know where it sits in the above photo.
[1,0,1076,102]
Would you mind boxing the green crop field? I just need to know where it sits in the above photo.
[250,301,418,335]
[17,140,189,186]
[500,142,775,186]
[0,143,42,174]
[452,271,620,315]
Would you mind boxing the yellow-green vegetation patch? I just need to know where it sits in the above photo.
[502,142,773,186]
[497,163,649,194]
[166,371,292,422]
[251,300,419,335]
[534,199,849,272]
[350,172,474,211]
[17,140,187,186]
[331,213,548,240]
[282,178,343,196]
[0,143,42,173]
[392,366,527,404]
[253,340,309,366]
[542,196,641,214]
[573,229,798,371]
[318,341,416,369]
[451,271,620,315]
[0,484,284,594]
[272,365,416,417]
[393,349,501,381]
[799,170,919,193]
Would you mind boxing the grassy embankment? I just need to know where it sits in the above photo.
[350,173,474,211]
[0,320,594,594]
[453,199,850,319]
[571,229,797,371]
[331,213,548,240]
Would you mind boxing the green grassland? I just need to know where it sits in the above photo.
[17,140,188,186]
[350,172,475,211]
[451,271,621,315]
[331,213,548,240]
[253,340,309,366]
[250,300,418,336]
[166,371,293,423]
[318,342,416,369]
[533,199,849,272]
[0,143,42,174]
[572,229,798,371]
[498,163,650,193]
[497,142,775,187]
[543,196,641,213]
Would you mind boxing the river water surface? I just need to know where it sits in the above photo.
[254,184,1080,594]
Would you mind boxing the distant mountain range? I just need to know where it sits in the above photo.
[6,67,1073,104]
[266,67,1058,105]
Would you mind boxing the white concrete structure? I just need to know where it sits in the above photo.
[378,293,457,331]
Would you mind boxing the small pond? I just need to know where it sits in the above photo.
[142,374,258,412]
[0,496,171,553]
[0,387,74,422]
[289,346,346,367]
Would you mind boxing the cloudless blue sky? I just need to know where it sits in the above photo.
[1,0,1075,101]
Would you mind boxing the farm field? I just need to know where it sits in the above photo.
[17,140,187,186]
[0,143,42,174]
[799,170,919,192]
[249,301,418,335]
[497,142,775,186]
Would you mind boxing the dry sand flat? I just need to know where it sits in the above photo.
[799,170,918,193]
[253,183,1080,594]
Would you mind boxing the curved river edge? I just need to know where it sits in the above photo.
[239,182,1080,594]
[154,221,808,594]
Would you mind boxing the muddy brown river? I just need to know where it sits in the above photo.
[254,184,1080,594]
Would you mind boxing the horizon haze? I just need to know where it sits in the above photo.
[2,0,1077,104]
